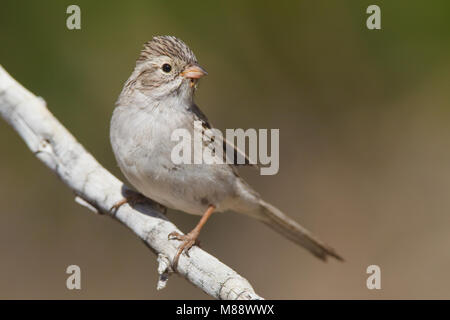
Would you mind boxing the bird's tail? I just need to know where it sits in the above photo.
[256,200,343,261]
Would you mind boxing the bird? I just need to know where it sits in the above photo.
[110,36,343,268]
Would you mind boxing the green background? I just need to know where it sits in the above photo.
[1,1,450,298]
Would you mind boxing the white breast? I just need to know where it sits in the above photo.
[110,102,238,215]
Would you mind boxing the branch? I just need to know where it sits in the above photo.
[0,65,262,300]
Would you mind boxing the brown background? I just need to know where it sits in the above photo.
[1,1,450,299]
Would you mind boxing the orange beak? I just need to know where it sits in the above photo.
[181,64,208,79]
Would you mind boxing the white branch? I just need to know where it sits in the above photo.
[0,65,262,300]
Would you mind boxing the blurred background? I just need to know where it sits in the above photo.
[1,0,450,299]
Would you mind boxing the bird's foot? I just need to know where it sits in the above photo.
[110,190,148,212]
[168,230,201,269]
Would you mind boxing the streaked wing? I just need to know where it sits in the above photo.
[188,103,258,168]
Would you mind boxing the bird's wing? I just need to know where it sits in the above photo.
[188,103,259,168]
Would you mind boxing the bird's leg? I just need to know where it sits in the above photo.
[110,189,149,212]
[168,205,215,269]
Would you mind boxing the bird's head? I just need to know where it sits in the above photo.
[120,36,207,105]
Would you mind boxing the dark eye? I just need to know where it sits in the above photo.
[162,63,172,73]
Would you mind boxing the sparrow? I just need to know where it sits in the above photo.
[110,36,343,267]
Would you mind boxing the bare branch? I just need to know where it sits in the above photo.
[0,65,262,300]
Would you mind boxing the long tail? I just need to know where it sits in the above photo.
[257,200,343,261]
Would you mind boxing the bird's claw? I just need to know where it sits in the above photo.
[168,231,183,241]
[168,231,200,269]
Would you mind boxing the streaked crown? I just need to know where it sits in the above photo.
[137,36,198,65]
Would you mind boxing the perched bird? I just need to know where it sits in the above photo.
[110,36,342,267]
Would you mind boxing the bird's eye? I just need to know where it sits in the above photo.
[162,64,172,73]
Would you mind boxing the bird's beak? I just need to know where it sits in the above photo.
[181,64,208,79]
